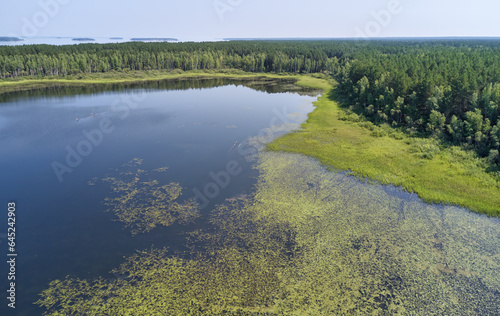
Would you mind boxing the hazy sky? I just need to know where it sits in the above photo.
[1,0,499,40]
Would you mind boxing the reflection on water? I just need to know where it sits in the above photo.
[37,152,500,315]
[0,76,320,103]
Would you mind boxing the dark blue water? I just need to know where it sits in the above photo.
[0,79,317,315]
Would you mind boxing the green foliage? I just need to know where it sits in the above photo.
[464,109,484,139]
[448,115,465,144]
[0,41,342,78]
[427,110,446,136]
[333,40,500,163]
[370,126,387,137]
[409,139,441,159]
[339,110,361,123]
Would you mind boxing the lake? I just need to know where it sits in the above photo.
[0,37,177,46]
[0,78,499,315]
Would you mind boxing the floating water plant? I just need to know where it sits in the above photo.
[37,153,500,315]
[98,158,199,235]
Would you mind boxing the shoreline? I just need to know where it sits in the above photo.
[268,81,500,216]
[0,70,328,95]
[1,71,498,215]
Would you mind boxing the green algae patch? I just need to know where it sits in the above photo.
[95,158,199,235]
[37,153,500,315]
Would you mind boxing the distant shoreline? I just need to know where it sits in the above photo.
[0,36,24,42]
[1,37,500,46]
[72,38,95,41]
[130,38,177,42]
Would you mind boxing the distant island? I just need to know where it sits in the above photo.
[130,38,177,42]
[0,36,24,42]
[109,37,123,40]
[223,38,313,41]
[72,38,95,41]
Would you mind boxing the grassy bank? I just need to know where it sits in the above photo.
[268,80,500,216]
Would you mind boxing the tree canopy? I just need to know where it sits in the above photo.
[1,39,500,163]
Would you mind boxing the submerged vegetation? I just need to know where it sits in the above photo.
[93,158,199,235]
[36,153,500,315]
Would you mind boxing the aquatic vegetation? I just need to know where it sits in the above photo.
[36,199,289,315]
[99,158,199,235]
[37,153,499,315]
[253,153,500,314]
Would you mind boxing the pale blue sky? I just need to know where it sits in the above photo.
[0,0,498,40]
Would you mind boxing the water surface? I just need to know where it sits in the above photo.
[0,78,317,315]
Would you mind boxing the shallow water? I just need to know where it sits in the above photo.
[32,151,500,315]
[252,152,500,314]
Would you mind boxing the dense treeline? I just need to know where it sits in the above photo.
[0,41,341,76]
[334,41,500,163]
[1,39,500,163]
